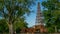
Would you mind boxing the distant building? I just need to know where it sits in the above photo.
[21,2,47,34]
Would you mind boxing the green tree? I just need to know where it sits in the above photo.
[0,0,35,34]
[42,0,60,32]
[0,18,28,34]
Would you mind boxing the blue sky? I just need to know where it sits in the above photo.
[25,0,43,27]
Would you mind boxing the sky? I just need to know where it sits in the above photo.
[25,0,43,27]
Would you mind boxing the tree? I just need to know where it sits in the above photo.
[0,0,35,34]
[0,18,28,34]
[42,0,60,32]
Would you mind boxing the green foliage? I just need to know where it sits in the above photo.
[0,19,9,33]
[0,18,28,33]
[13,17,28,31]
[42,0,60,32]
[0,0,36,23]
[0,0,35,23]
[47,27,55,33]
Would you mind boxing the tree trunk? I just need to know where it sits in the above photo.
[55,26,57,32]
[9,23,13,34]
